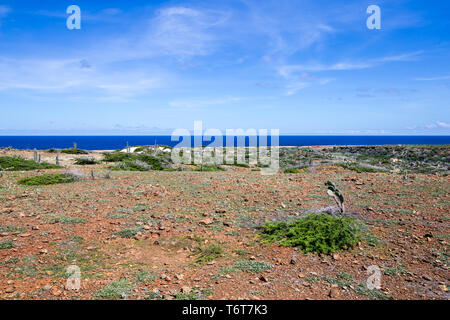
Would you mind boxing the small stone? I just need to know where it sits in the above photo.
[181,286,192,294]
[259,275,268,282]
[328,285,340,298]
[290,259,296,265]
[5,287,15,293]
[199,219,213,225]
[51,288,62,296]
[332,253,340,261]
[174,274,184,280]
[249,256,256,260]
[39,249,48,255]
[42,285,52,291]
[298,273,305,278]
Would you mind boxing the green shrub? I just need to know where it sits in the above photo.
[96,279,133,299]
[284,168,299,174]
[0,239,16,249]
[192,244,223,264]
[335,163,385,173]
[233,260,273,273]
[103,152,133,162]
[260,213,360,254]
[114,227,145,238]
[194,165,225,172]
[107,153,165,171]
[0,156,60,171]
[61,148,88,155]
[74,157,98,165]
[47,215,86,225]
[18,173,77,186]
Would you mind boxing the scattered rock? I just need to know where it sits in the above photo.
[5,287,15,293]
[328,285,340,298]
[181,286,192,294]
[259,275,269,282]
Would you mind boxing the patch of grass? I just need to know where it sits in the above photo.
[114,226,145,239]
[232,260,273,273]
[61,148,88,155]
[193,165,226,172]
[175,289,211,300]
[74,157,98,165]
[145,291,165,300]
[96,279,133,299]
[133,270,156,284]
[1,257,19,265]
[192,244,223,264]
[284,168,300,174]
[383,266,407,277]
[0,239,16,249]
[103,152,133,162]
[0,156,60,171]
[18,173,77,186]
[47,215,86,225]
[259,213,360,254]
[364,233,380,246]
[107,213,130,219]
[335,163,386,173]
[0,225,26,233]
[354,283,391,300]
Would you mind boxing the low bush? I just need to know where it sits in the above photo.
[114,226,145,238]
[260,213,360,254]
[192,244,223,264]
[0,156,60,171]
[74,157,98,165]
[61,148,89,155]
[193,165,226,172]
[18,173,77,186]
[335,163,385,173]
[96,279,133,299]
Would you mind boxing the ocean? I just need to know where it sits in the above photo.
[0,136,449,150]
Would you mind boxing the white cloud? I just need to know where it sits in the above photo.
[0,57,166,101]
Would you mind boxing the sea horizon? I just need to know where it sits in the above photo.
[1,135,449,150]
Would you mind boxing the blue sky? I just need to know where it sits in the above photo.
[0,0,449,135]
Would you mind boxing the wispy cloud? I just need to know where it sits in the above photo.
[278,51,423,76]
[0,57,167,101]
[414,75,450,81]
[169,96,242,109]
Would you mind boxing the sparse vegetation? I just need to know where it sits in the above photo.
[61,148,89,155]
[192,244,223,264]
[18,173,77,186]
[96,279,133,299]
[260,213,360,253]
[74,157,98,165]
[114,226,145,238]
[0,156,60,171]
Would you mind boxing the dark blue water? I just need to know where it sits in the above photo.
[0,136,448,150]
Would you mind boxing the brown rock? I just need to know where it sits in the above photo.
[328,285,340,298]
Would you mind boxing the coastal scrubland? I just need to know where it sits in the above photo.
[0,145,448,300]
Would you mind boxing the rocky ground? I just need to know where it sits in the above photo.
[0,148,448,300]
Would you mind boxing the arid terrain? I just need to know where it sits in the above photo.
[0,146,448,300]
